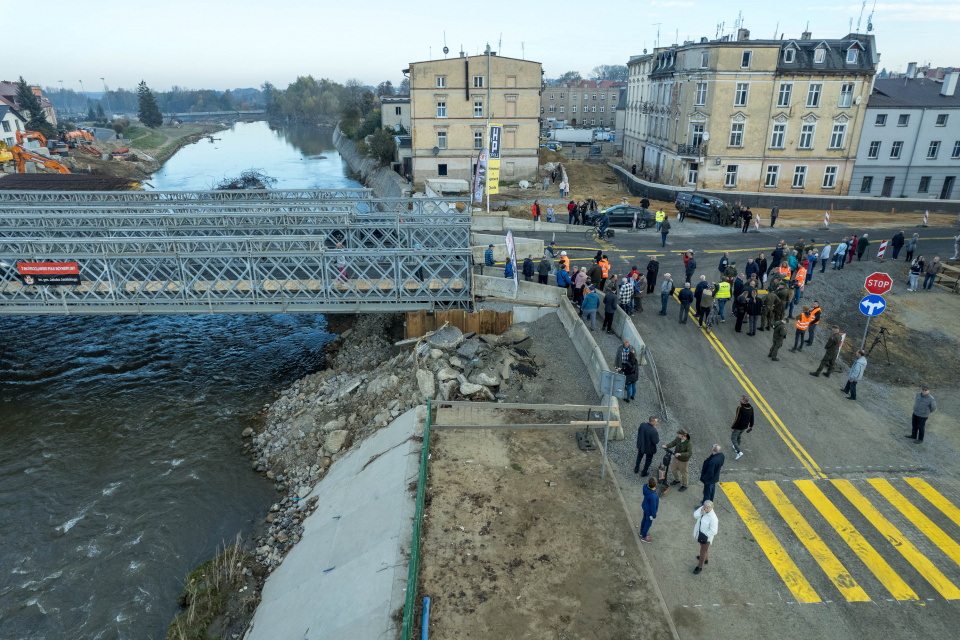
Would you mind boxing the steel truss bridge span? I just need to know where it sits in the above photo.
[0,191,472,315]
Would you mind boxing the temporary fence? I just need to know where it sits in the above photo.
[400,398,433,640]
[404,308,513,339]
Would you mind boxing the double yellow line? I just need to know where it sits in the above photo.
[673,294,826,478]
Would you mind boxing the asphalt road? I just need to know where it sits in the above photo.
[520,221,960,639]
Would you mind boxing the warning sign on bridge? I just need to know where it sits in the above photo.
[17,262,81,286]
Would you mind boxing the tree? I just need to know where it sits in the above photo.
[219,89,234,111]
[87,106,97,121]
[376,81,394,96]
[557,71,583,84]
[398,78,410,94]
[96,103,106,122]
[365,128,397,166]
[15,77,55,137]
[137,81,164,128]
[590,65,628,82]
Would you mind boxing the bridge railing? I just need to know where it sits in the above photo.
[0,188,374,203]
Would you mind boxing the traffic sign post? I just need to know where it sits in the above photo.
[864,272,892,295]
[859,294,887,350]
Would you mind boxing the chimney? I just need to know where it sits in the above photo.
[737,28,750,41]
[700,37,708,43]
[906,62,917,78]
[801,31,812,40]
[942,71,959,97]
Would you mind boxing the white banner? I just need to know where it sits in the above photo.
[505,229,518,293]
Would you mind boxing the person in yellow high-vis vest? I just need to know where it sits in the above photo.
[655,209,665,231]
[714,279,731,322]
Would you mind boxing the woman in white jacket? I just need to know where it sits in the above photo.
[819,243,831,274]
[693,501,719,574]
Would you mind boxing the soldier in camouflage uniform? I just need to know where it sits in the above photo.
[710,200,720,225]
[760,289,779,331]
[768,318,788,361]
[774,284,792,320]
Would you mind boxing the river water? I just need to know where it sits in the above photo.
[0,122,360,639]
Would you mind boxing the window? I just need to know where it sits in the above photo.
[784,48,795,63]
[725,165,739,187]
[868,141,881,158]
[592,93,597,100]
[952,140,960,158]
[560,92,565,99]
[436,101,446,118]
[822,166,838,189]
[839,83,854,108]
[611,93,617,102]
[473,76,485,88]
[734,83,749,107]
[695,82,707,106]
[928,141,941,159]
[890,141,903,159]
[875,114,887,126]
[548,105,556,113]
[572,105,577,113]
[829,123,847,149]
[437,163,448,176]
[599,118,604,126]
[600,105,605,113]
[549,92,555,100]
[473,131,484,150]
[474,101,483,118]
[395,106,402,116]
[572,93,578,100]
[700,51,709,68]
[591,105,596,112]
[729,122,744,147]
[741,51,752,68]
[691,124,704,146]
[1,121,10,132]
[770,123,786,149]
[799,123,815,149]
[591,118,596,125]
[846,49,858,64]
[765,165,780,188]
[792,165,808,188]
[919,176,931,192]
[806,83,822,107]
[600,93,606,100]
[898,114,909,126]
[814,47,826,64]
[936,114,948,126]
[436,131,446,149]
[436,76,446,88]
[559,105,564,113]
[777,83,792,108]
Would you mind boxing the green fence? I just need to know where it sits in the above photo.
[400,398,432,640]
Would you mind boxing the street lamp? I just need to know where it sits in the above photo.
[100,78,111,117]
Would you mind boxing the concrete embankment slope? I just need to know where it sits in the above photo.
[244,406,425,640]
[332,127,410,198]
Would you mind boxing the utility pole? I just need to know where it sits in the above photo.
[651,23,662,48]
[486,43,492,214]
[100,78,111,117]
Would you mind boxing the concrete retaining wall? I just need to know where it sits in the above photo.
[472,233,544,263]
[610,163,960,214]
[471,215,579,234]
[333,127,410,199]
[473,274,568,305]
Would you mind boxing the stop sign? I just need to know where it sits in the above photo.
[864,272,893,295]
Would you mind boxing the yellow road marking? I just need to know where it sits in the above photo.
[905,478,960,529]
[869,479,960,568]
[757,481,870,602]
[833,479,960,600]
[721,482,821,603]
[795,480,918,601]
[696,236,957,255]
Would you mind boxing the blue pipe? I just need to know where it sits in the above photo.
[421,596,431,640]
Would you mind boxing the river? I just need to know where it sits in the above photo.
[0,121,361,639]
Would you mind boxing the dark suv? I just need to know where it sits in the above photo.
[585,205,656,229]
[675,192,724,221]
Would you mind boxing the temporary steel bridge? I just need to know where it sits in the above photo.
[0,189,473,315]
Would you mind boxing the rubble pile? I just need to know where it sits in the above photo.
[243,317,540,571]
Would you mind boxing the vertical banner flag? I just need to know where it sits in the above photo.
[487,123,502,196]
[505,229,518,293]
[472,149,488,203]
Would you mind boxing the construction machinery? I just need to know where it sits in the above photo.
[15,129,48,148]
[0,141,12,164]
[62,130,95,145]
[11,146,71,174]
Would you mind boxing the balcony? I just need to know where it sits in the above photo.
[677,143,702,158]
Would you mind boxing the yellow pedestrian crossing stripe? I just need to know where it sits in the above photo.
[723,479,960,603]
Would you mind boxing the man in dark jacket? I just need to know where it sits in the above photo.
[662,429,692,490]
[768,317,788,360]
[700,444,725,503]
[770,205,779,227]
[678,283,694,323]
[483,244,495,274]
[602,285,618,333]
[522,255,534,281]
[741,208,752,233]
[891,230,905,260]
[634,417,660,476]
[645,258,659,294]
[718,253,730,274]
[684,252,697,284]
[537,255,551,284]
[810,325,842,377]
[730,396,754,460]
[587,259,603,286]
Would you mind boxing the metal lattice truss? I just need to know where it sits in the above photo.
[0,191,473,316]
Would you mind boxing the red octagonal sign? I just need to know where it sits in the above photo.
[865,272,893,295]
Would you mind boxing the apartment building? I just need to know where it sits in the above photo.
[381,94,411,132]
[1,104,26,148]
[542,80,625,129]
[406,51,541,187]
[0,81,58,127]
[623,30,877,195]
[849,74,960,199]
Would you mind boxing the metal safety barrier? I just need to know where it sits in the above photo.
[401,398,432,640]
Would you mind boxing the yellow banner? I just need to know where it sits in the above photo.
[487,123,502,195]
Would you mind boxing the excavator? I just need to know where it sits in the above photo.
[15,129,48,147]
[11,145,71,174]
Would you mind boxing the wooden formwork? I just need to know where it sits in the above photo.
[404,309,513,339]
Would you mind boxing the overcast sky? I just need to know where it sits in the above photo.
[19,0,957,93]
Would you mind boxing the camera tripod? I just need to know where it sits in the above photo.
[866,326,890,365]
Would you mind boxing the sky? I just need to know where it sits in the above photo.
[17,0,958,93]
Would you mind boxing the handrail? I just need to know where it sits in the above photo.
[401,398,432,640]
[644,345,668,420]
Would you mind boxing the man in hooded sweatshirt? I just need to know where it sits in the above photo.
[639,477,660,543]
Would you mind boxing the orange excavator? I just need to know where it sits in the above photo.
[11,146,71,174]
[15,129,48,147]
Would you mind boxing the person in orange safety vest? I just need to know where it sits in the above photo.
[789,305,812,353]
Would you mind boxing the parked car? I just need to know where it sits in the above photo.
[585,205,656,229]
[539,141,562,152]
[674,192,724,220]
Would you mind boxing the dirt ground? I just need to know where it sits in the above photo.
[415,315,673,640]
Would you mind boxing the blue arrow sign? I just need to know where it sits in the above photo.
[859,294,886,317]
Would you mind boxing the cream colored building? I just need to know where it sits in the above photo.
[623,30,877,195]
[405,51,541,187]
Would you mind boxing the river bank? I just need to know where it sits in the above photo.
[332,126,410,198]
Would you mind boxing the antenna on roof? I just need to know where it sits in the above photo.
[773,21,778,39]
[856,0,866,33]
[522,41,525,59]
[498,33,502,53]
[651,23,662,48]
[443,32,449,58]
[867,0,876,31]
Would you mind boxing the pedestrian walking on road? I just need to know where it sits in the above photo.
[768,318,788,360]
[715,278,732,322]
[522,255,534,282]
[635,417,661,476]
[842,350,867,401]
[659,273,674,315]
[924,257,943,290]
[730,396,755,460]
[640,477,660,543]
[907,386,937,443]
[678,282,694,324]
[602,285,618,333]
[694,275,708,315]
[660,218,671,247]
[810,325,842,376]
[646,257,660,294]
[693,501,719,575]
[684,251,697,285]
[770,205,779,228]
[789,306,812,352]
[537,255,551,284]
[700,445,725,504]
[580,285,599,329]
[697,284,714,328]
[908,256,925,291]
[662,429,692,491]
[905,233,919,263]
[891,230,905,260]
